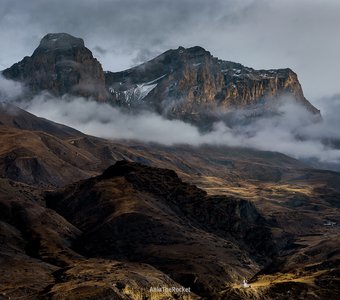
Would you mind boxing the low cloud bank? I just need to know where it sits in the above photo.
[22,93,340,166]
[1,75,340,167]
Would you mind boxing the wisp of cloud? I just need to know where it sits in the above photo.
[0,75,25,101]
[19,93,340,167]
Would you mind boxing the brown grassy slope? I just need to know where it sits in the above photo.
[0,176,200,300]
[45,161,275,298]
[0,126,100,186]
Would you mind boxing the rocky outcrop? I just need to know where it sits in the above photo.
[106,46,320,125]
[3,33,108,101]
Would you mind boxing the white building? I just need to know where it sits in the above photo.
[242,279,249,288]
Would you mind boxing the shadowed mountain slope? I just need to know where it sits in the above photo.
[45,160,275,298]
[0,175,200,299]
[0,160,338,299]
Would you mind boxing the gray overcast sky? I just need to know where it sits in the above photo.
[1,0,339,104]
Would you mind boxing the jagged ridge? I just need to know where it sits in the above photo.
[2,33,319,128]
[105,45,320,124]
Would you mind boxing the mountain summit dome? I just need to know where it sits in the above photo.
[35,33,85,52]
[3,33,108,101]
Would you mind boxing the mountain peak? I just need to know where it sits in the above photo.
[35,33,85,53]
[105,43,319,122]
[40,33,84,47]
[171,45,211,60]
[3,32,108,101]
[177,45,208,53]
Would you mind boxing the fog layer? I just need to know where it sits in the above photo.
[19,93,340,167]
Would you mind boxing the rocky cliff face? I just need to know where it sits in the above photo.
[3,33,319,126]
[3,33,108,101]
[105,46,320,125]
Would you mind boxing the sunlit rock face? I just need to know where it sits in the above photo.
[105,45,320,126]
